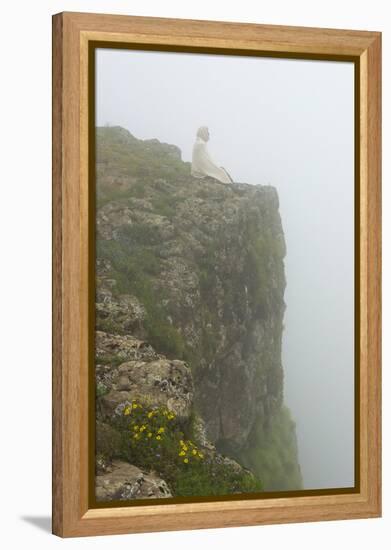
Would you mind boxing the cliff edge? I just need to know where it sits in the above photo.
[95,126,302,496]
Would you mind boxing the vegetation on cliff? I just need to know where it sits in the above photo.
[95,126,302,500]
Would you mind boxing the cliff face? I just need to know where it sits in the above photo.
[95,126,302,494]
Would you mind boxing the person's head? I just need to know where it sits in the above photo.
[196,126,210,142]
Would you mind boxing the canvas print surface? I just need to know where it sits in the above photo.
[94,48,355,503]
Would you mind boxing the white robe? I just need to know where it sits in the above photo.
[191,137,233,184]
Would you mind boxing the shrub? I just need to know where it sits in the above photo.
[112,401,204,486]
[110,400,263,498]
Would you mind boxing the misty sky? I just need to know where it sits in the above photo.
[96,48,355,490]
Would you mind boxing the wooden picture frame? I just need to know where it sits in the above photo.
[52,11,381,538]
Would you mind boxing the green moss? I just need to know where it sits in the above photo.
[96,238,185,358]
[144,319,185,358]
[96,421,122,463]
[95,317,126,336]
[236,406,302,491]
[173,461,263,497]
[96,354,126,367]
[243,218,285,317]
[96,382,110,398]
[120,223,161,247]
[150,195,178,219]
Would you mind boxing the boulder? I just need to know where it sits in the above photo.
[100,357,193,421]
[96,460,172,501]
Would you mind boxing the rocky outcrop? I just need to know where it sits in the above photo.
[96,328,194,422]
[95,317,260,498]
[94,126,302,495]
[96,460,172,501]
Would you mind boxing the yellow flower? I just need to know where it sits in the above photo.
[198,452,204,459]
[156,435,162,441]
[157,427,165,434]
[148,432,153,438]
[183,445,188,451]
[132,403,138,409]
[179,451,186,456]
[183,458,189,464]
[133,425,139,431]
[140,425,146,432]
[147,412,153,418]
[192,449,197,456]
[180,440,184,446]
[133,433,139,439]
[168,413,175,420]
[124,406,131,416]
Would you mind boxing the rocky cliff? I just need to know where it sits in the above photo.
[95,126,302,498]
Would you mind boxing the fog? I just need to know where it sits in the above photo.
[96,49,355,489]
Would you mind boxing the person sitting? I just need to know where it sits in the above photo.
[191,126,233,184]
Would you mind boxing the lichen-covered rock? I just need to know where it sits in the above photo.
[94,126,302,493]
[96,460,172,501]
[96,330,159,366]
[100,357,194,421]
[95,330,160,397]
[96,276,147,337]
[95,171,286,449]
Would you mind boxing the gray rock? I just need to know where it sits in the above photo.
[96,280,147,337]
[101,357,193,421]
[96,460,172,501]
